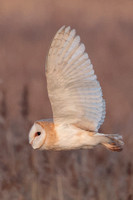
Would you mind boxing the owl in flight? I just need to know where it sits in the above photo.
[29,26,124,152]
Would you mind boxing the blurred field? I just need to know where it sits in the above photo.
[0,0,133,199]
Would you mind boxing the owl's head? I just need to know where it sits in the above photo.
[29,122,46,149]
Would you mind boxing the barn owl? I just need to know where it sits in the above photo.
[29,26,124,151]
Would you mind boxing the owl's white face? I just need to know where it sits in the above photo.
[29,123,46,149]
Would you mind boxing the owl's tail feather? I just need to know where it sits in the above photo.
[101,134,124,152]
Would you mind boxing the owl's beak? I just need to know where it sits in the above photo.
[29,138,40,149]
[29,138,33,145]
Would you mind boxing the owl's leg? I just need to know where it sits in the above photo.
[94,133,124,152]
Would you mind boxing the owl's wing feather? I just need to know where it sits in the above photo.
[46,26,106,131]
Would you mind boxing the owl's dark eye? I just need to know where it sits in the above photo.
[35,132,41,137]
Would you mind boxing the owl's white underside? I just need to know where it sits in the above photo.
[41,123,114,150]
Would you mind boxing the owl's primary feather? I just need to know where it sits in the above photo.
[46,26,105,132]
[29,25,124,152]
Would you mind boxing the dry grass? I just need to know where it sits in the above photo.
[0,1,133,199]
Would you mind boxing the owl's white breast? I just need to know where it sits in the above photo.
[55,123,94,150]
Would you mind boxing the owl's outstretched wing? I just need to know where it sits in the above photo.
[46,26,106,132]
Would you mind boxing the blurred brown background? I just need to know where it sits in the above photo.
[0,0,133,199]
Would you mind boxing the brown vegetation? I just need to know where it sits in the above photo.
[0,0,133,199]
